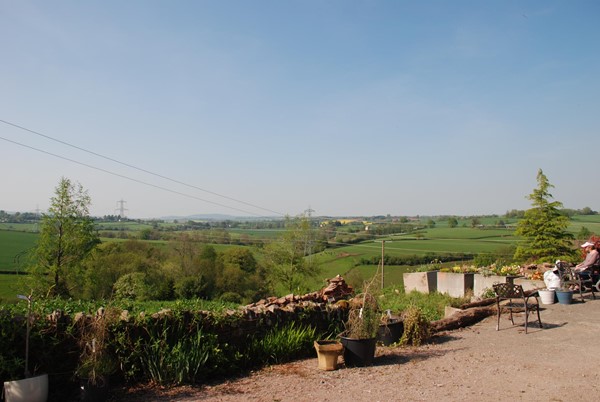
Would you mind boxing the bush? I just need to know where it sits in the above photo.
[399,306,431,347]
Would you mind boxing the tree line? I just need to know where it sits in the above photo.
[23,178,323,304]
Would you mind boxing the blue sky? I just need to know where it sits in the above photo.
[1,0,598,219]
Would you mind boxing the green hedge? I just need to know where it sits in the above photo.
[0,299,346,401]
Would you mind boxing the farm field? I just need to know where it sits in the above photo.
[568,215,600,234]
[1,215,597,302]
[0,230,38,271]
[0,273,27,302]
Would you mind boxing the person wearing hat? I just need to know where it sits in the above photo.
[574,241,599,273]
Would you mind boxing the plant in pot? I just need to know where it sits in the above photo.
[2,294,49,402]
[377,310,404,346]
[75,308,117,402]
[340,275,381,367]
[555,286,574,305]
[537,288,556,305]
[314,339,344,371]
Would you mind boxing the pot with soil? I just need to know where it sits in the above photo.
[340,336,377,367]
[377,311,404,346]
[341,287,380,367]
[538,288,556,305]
[555,289,574,304]
[314,340,344,371]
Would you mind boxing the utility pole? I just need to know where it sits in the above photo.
[304,206,315,263]
[375,240,390,289]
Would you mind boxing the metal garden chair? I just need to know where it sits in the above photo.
[557,261,596,302]
[493,283,542,334]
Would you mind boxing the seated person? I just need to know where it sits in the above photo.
[575,241,600,274]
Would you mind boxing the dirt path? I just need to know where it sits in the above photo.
[118,297,600,401]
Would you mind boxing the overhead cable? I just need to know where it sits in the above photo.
[0,135,270,218]
[0,118,285,216]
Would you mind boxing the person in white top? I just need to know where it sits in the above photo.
[575,241,600,272]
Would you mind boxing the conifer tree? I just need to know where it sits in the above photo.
[513,169,575,263]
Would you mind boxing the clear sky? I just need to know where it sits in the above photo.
[1,0,598,219]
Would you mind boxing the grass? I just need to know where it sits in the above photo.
[0,273,29,303]
[2,214,598,301]
[0,230,38,272]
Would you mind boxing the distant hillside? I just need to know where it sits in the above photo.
[160,214,281,222]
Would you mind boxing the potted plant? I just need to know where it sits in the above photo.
[437,264,476,298]
[75,308,116,402]
[314,340,344,371]
[538,288,556,305]
[555,287,574,305]
[377,310,403,346]
[2,294,49,402]
[403,260,439,294]
[340,276,380,367]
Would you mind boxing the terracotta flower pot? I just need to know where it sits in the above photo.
[314,340,344,371]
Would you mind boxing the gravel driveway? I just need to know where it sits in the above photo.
[119,296,600,401]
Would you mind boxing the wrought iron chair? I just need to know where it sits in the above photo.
[493,283,542,334]
[557,261,596,302]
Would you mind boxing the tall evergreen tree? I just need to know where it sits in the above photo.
[29,177,99,297]
[513,169,575,263]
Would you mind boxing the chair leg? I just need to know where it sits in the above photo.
[496,303,501,331]
[536,306,543,329]
[524,306,528,334]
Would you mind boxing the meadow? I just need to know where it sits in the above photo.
[0,229,37,271]
[1,214,597,302]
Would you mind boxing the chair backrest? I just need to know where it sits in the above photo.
[556,261,576,281]
[493,283,525,299]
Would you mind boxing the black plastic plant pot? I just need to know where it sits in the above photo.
[377,320,404,346]
[340,337,377,367]
[80,376,110,402]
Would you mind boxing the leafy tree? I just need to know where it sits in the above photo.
[577,226,592,241]
[447,217,458,228]
[470,217,481,228]
[220,247,257,273]
[580,206,596,215]
[513,169,576,263]
[262,214,321,294]
[82,240,167,299]
[29,177,99,297]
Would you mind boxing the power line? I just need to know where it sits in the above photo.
[0,118,285,217]
[0,135,275,218]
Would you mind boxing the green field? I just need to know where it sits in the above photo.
[0,222,38,231]
[1,214,598,300]
[568,215,600,235]
[0,230,38,271]
[0,273,28,303]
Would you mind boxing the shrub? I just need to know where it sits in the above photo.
[399,305,431,347]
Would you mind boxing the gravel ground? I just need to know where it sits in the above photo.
[116,296,600,402]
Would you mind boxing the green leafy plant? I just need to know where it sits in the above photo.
[399,305,431,347]
[75,308,118,385]
[245,322,317,366]
[140,328,223,385]
[343,272,381,339]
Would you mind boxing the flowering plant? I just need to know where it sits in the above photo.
[479,263,521,276]
[495,264,521,276]
[453,264,477,273]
